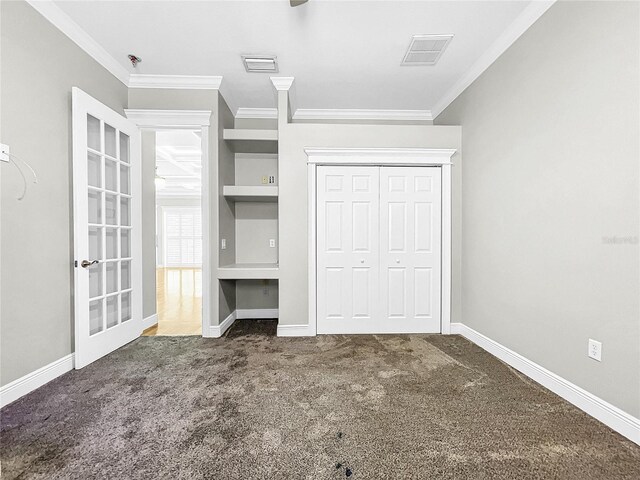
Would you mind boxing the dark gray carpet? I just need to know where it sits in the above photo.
[1,320,639,479]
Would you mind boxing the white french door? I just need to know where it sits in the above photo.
[317,165,441,334]
[72,87,142,368]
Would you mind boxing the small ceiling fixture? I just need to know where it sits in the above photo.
[402,34,453,66]
[242,55,278,73]
[128,54,142,67]
[290,0,308,6]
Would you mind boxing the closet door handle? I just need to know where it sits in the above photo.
[395,259,400,264]
[81,260,99,268]
[360,259,365,264]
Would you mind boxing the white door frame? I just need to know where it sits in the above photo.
[124,109,212,336]
[305,148,456,336]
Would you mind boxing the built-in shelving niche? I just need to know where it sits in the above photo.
[218,131,279,322]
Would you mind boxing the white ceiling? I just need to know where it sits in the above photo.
[53,0,535,115]
[156,130,201,197]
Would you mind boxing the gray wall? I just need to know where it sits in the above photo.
[141,131,156,319]
[0,1,128,386]
[277,88,462,328]
[435,1,640,417]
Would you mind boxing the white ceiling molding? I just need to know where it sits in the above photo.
[431,0,556,118]
[26,0,130,85]
[270,77,295,91]
[124,109,212,128]
[305,148,456,165]
[235,108,278,119]
[128,74,223,90]
[293,109,433,122]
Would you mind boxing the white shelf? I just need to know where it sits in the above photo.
[223,185,278,202]
[223,129,278,154]
[218,263,279,280]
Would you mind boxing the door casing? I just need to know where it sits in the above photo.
[306,148,456,336]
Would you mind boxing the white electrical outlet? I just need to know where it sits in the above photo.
[269,175,275,184]
[221,238,226,250]
[261,176,268,184]
[0,144,10,163]
[588,339,602,361]
[269,239,276,248]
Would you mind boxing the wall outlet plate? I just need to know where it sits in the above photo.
[588,339,602,361]
[261,176,268,184]
[0,143,10,163]
[269,239,276,248]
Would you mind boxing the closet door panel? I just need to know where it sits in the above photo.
[317,166,380,334]
[380,167,441,333]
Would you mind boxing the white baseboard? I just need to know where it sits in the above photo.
[236,308,279,319]
[206,311,236,338]
[450,323,640,445]
[0,354,75,409]
[277,323,316,337]
[142,313,158,330]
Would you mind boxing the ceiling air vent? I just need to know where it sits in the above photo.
[242,55,278,73]
[402,34,453,66]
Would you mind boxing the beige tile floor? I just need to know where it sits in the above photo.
[143,267,202,336]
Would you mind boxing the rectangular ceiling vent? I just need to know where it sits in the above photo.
[242,55,278,73]
[402,34,453,66]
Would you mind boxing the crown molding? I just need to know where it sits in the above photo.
[270,77,295,91]
[293,109,433,122]
[128,74,223,90]
[124,109,212,128]
[26,0,130,85]
[235,108,278,119]
[432,0,556,118]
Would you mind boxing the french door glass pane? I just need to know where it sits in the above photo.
[89,227,102,261]
[120,198,130,226]
[89,299,103,335]
[104,123,116,158]
[105,193,118,225]
[119,132,130,163]
[87,115,101,151]
[105,228,118,259]
[121,260,131,290]
[120,165,130,194]
[87,152,101,187]
[88,190,102,224]
[89,263,103,298]
[121,229,130,257]
[105,261,118,294]
[121,292,131,322]
[106,295,118,329]
[105,159,117,191]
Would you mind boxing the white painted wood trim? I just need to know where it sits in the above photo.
[432,1,556,118]
[451,323,640,445]
[440,164,452,334]
[0,354,75,408]
[308,164,318,337]
[236,309,279,319]
[277,324,316,337]
[129,74,222,90]
[200,126,211,336]
[305,148,456,165]
[26,0,130,85]
[307,149,454,336]
[236,108,278,120]
[207,311,236,338]
[270,77,295,91]
[142,314,158,330]
[124,110,212,128]
[294,109,433,122]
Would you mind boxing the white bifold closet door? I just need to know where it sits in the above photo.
[317,165,441,334]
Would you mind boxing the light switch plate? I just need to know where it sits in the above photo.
[0,144,10,163]
[221,238,226,250]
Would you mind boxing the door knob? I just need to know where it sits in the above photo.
[81,260,99,268]
[360,259,365,264]
[395,259,400,264]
